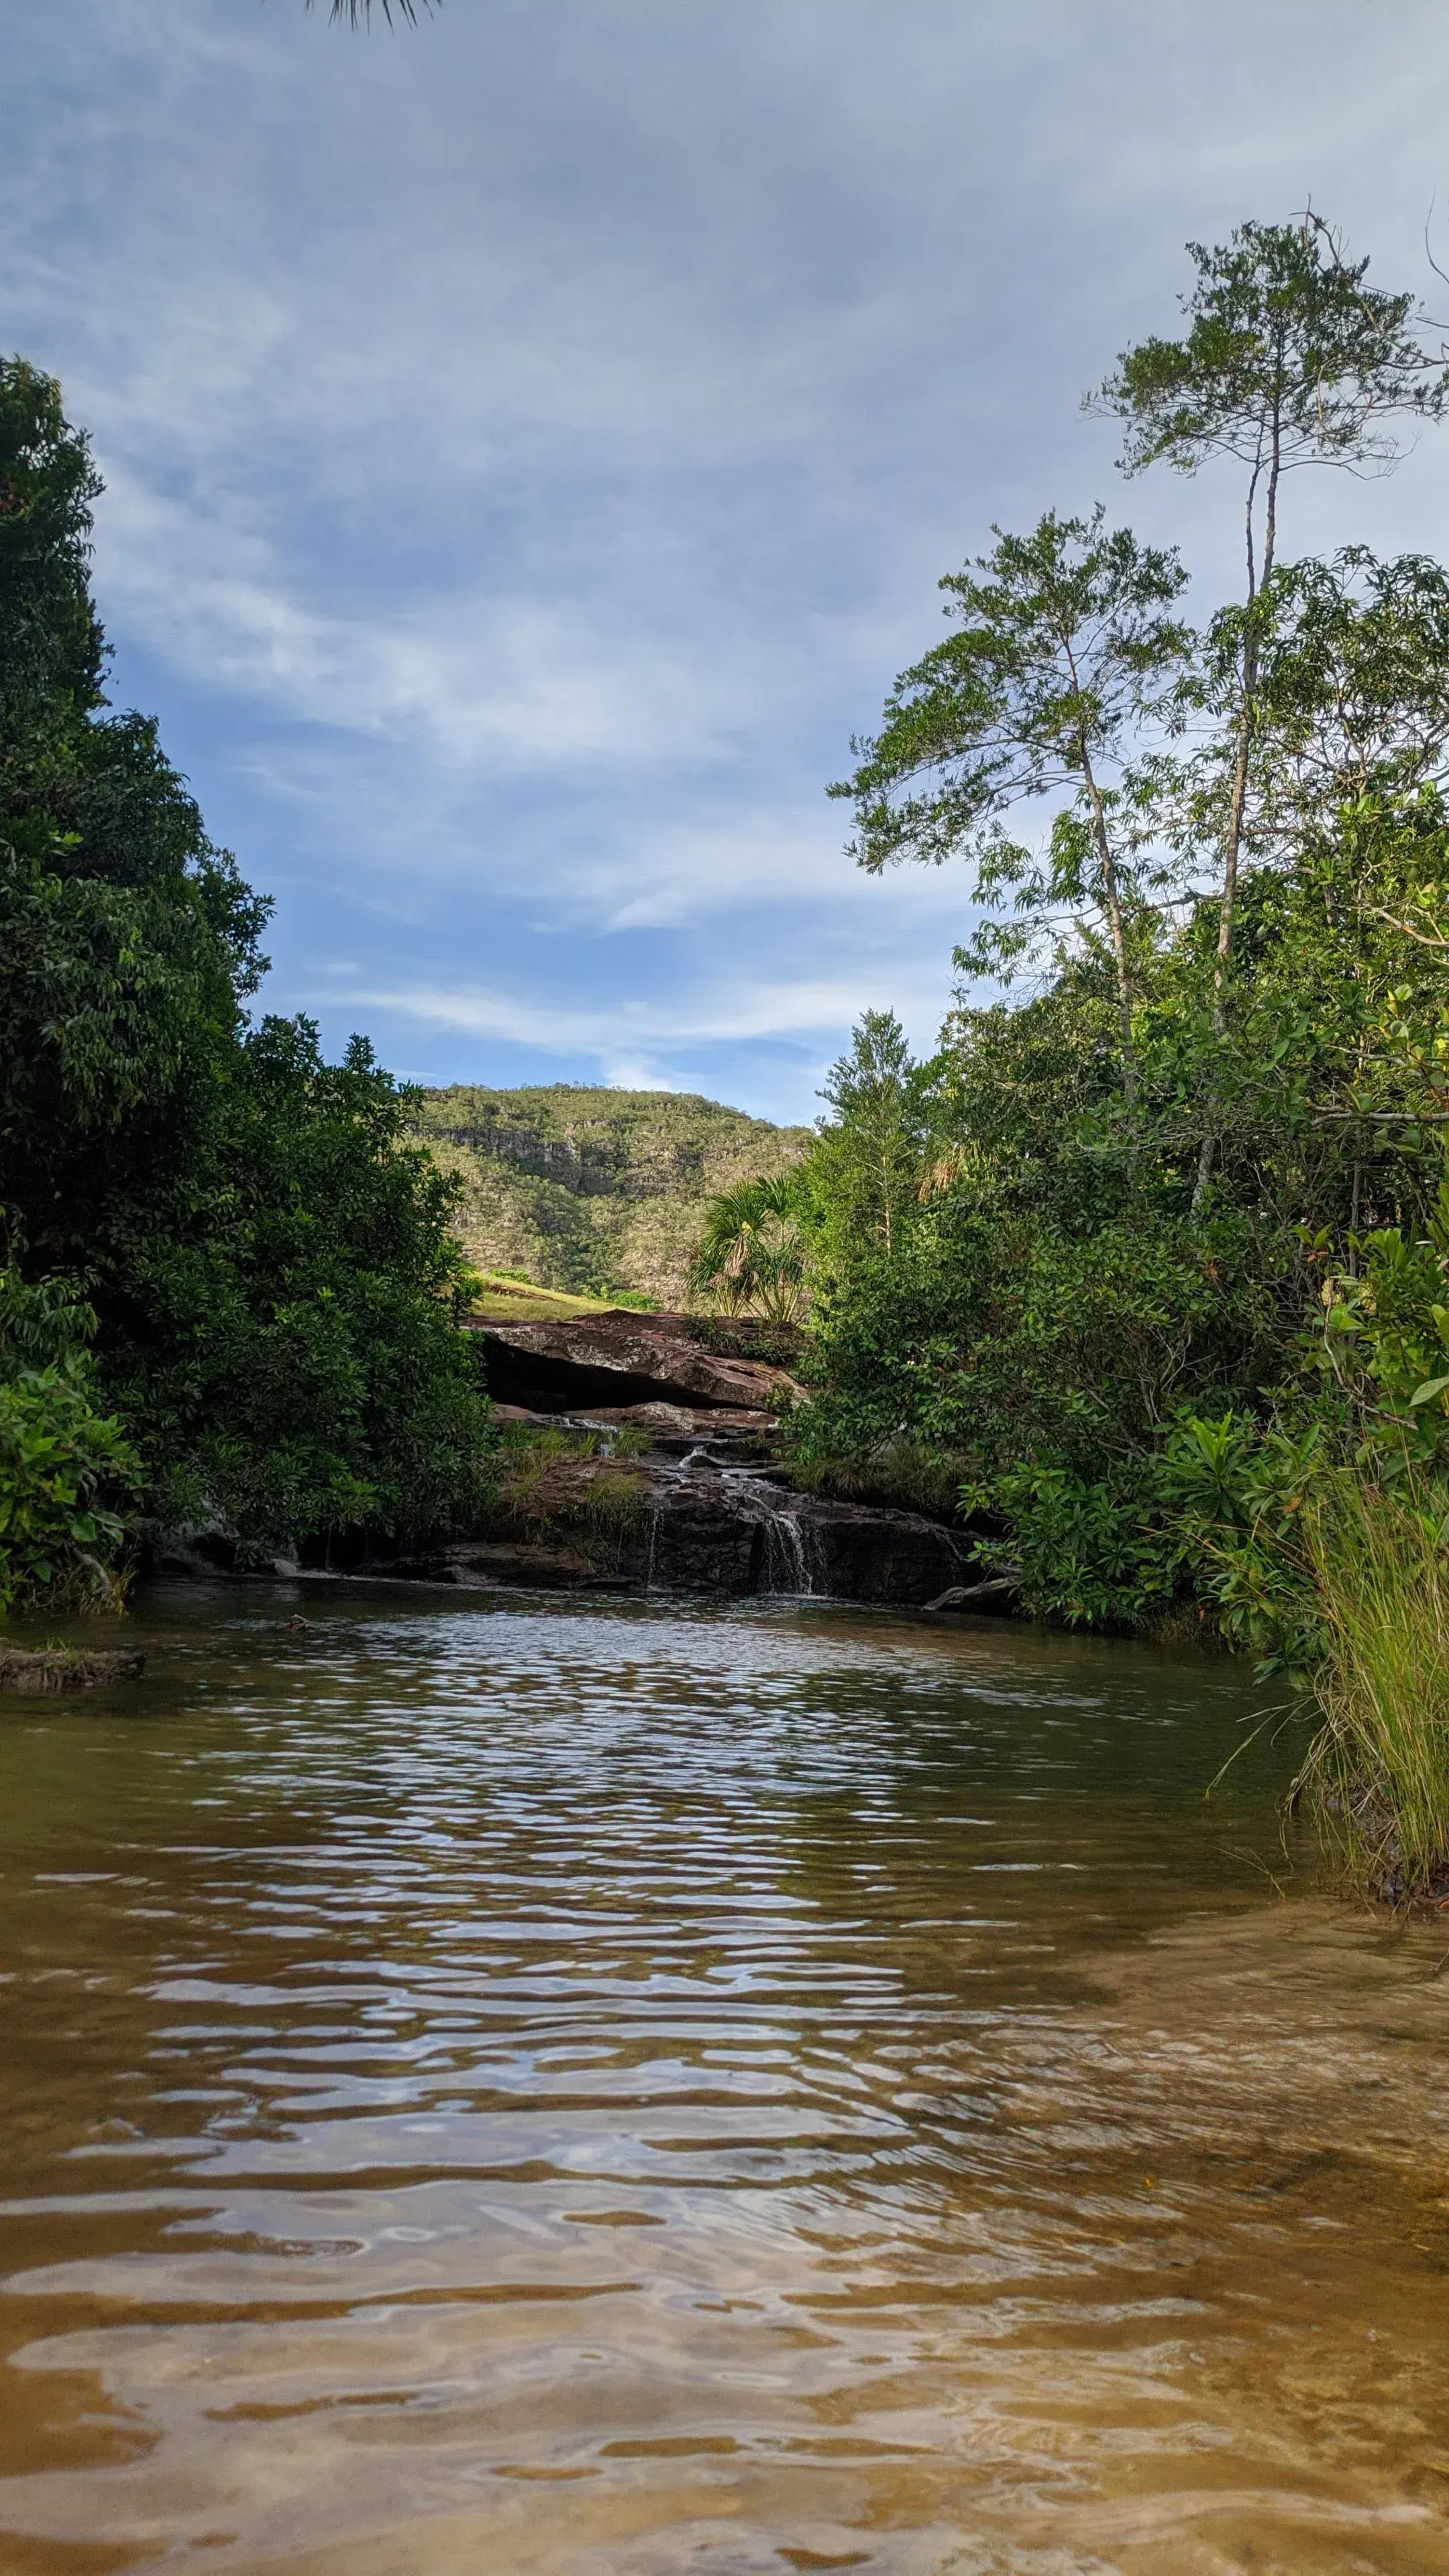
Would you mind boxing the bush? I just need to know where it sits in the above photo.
[0,1272,139,1615]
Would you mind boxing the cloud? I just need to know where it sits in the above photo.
[10,0,1449,1118]
[93,468,731,771]
[347,973,894,1052]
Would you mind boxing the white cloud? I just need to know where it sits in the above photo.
[11,0,1449,1116]
[349,975,892,1052]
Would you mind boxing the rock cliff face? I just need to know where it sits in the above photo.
[390,1443,966,1607]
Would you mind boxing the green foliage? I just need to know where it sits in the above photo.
[0,360,104,742]
[0,357,492,1574]
[493,1422,649,1552]
[119,1020,495,1563]
[801,211,1449,1723]
[786,1437,965,1522]
[1094,217,1445,490]
[810,1011,945,1261]
[1294,1477,1449,1900]
[0,1271,140,1617]
[1097,215,1449,1213]
[831,513,1191,1105]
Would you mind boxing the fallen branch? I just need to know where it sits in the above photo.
[923,1574,1022,1613]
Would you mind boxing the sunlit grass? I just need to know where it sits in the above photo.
[1297,1478,1449,1902]
[466,1271,623,1322]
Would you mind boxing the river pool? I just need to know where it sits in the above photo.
[1,1582,1447,2575]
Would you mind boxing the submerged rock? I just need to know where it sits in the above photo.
[0,1646,146,1693]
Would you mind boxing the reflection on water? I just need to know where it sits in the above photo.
[1,1582,1446,2575]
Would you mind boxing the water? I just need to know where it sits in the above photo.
[2,1581,1448,2576]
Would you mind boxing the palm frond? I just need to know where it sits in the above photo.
[307,0,439,26]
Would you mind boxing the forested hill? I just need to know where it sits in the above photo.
[407,1085,812,1305]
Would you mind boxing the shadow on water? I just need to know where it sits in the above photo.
[1,1580,1447,2574]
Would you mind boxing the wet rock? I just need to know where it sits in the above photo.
[446,1540,611,1590]
[154,1527,237,1576]
[366,1539,608,1590]
[485,1450,967,1605]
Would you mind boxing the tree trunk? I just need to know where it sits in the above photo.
[1191,409,1281,1217]
[1081,755,1138,1114]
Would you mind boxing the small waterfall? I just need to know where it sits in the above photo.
[639,1452,830,1602]
[759,1505,822,1598]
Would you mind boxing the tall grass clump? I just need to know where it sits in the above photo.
[1295,1478,1449,1904]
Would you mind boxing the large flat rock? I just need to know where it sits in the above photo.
[466,1312,798,1414]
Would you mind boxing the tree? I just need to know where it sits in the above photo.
[1143,549,1449,1230]
[0,1271,139,1615]
[1242,548,1449,842]
[1093,215,1447,1200]
[0,356,493,1582]
[305,1,439,23]
[831,512,1191,1112]
[0,360,103,748]
[813,1012,939,1258]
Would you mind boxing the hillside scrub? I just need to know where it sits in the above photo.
[411,1085,810,1306]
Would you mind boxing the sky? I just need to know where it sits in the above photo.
[7,1,1449,1123]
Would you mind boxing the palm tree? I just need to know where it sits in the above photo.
[306,2,439,24]
[689,1172,811,1326]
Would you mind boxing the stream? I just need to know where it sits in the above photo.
[1,1581,1448,2575]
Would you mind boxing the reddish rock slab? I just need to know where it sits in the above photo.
[466,1313,798,1415]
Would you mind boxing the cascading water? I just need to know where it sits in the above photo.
[633,1445,835,1601]
[759,1506,821,1597]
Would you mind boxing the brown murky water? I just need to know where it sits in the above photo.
[1,1582,1448,2576]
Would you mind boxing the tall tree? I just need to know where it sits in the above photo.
[832,510,1190,1113]
[814,1012,936,1258]
[1093,215,1447,1201]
